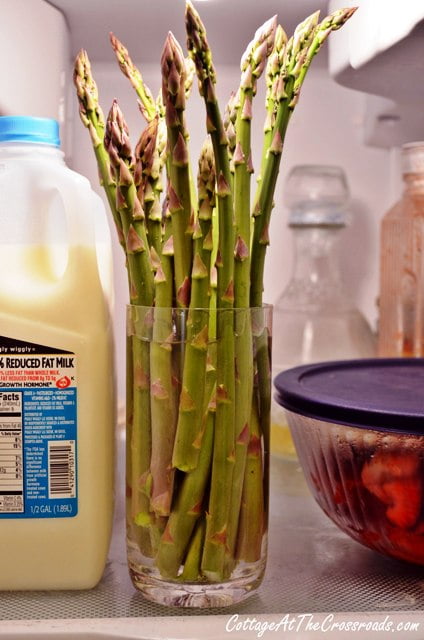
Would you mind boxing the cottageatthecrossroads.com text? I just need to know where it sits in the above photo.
[225,613,421,637]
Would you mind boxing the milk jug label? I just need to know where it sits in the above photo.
[0,337,77,518]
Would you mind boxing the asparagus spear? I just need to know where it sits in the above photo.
[246,13,310,500]
[105,102,155,531]
[172,139,216,471]
[227,16,276,573]
[250,11,319,308]
[180,517,207,582]
[292,8,357,106]
[135,118,178,517]
[110,33,157,122]
[105,100,154,304]
[74,50,145,541]
[251,8,356,445]
[156,333,216,579]
[74,50,123,246]
[236,393,265,562]
[135,116,163,256]
[223,90,239,176]
[251,8,356,307]
[156,381,216,578]
[184,56,197,100]
[234,15,277,306]
[161,32,194,308]
[186,0,236,581]
[110,32,197,207]
[257,25,287,194]
[148,303,177,518]
[149,231,176,521]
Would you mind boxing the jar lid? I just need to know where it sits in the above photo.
[401,142,424,175]
[284,164,349,227]
[274,358,424,433]
[0,116,60,147]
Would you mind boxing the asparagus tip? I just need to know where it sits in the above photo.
[73,48,89,86]
[303,10,321,29]
[185,0,195,15]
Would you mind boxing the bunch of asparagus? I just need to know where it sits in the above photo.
[74,2,355,583]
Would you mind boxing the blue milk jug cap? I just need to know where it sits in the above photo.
[0,116,60,147]
[274,358,424,434]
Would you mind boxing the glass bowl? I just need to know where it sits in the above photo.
[274,359,424,566]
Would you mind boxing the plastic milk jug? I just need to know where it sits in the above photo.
[0,116,115,589]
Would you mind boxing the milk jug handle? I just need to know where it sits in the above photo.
[59,177,95,243]
[46,179,96,277]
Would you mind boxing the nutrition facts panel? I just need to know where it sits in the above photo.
[0,392,23,513]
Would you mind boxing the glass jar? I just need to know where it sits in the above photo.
[379,142,424,356]
[272,165,376,458]
[126,304,272,607]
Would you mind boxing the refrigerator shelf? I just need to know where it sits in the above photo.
[1,457,424,638]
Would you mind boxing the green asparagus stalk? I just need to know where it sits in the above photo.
[110,30,199,221]
[148,305,177,517]
[223,90,239,176]
[135,118,178,517]
[160,52,199,229]
[180,517,206,582]
[227,16,276,572]
[110,32,175,206]
[109,32,172,227]
[161,32,193,308]
[135,116,163,256]
[74,50,123,246]
[186,0,236,581]
[137,143,181,533]
[110,33,157,122]
[233,16,275,302]
[125,332,134,500]
[236,393,265,562]
[250,11,320,308]
[105,100,154,305]
[74,49,139,532]
[73,50,155,552]
[250,14,317,439]
[105,102,155,530]
[234,15,276,308]
[148,222,177,520]
[292,8,357,106]
[184,56,197,100]
[125,330,152,557]
[251,8,356,443]
[197,138,216,248]
[171,139,215,471]
[156,56,197,115]
[251,8,356,307]
[126,312,152,529]
[156,381,216,578]
[110,30,200,236]
[257,25,287,193]
[110,33,199,211]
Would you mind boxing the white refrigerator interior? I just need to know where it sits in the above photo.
[1,0,424,637]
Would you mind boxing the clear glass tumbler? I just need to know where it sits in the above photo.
[126,304,272,607]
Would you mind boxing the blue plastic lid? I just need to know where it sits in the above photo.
[0,116,60,146]
[274,358,424,433]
